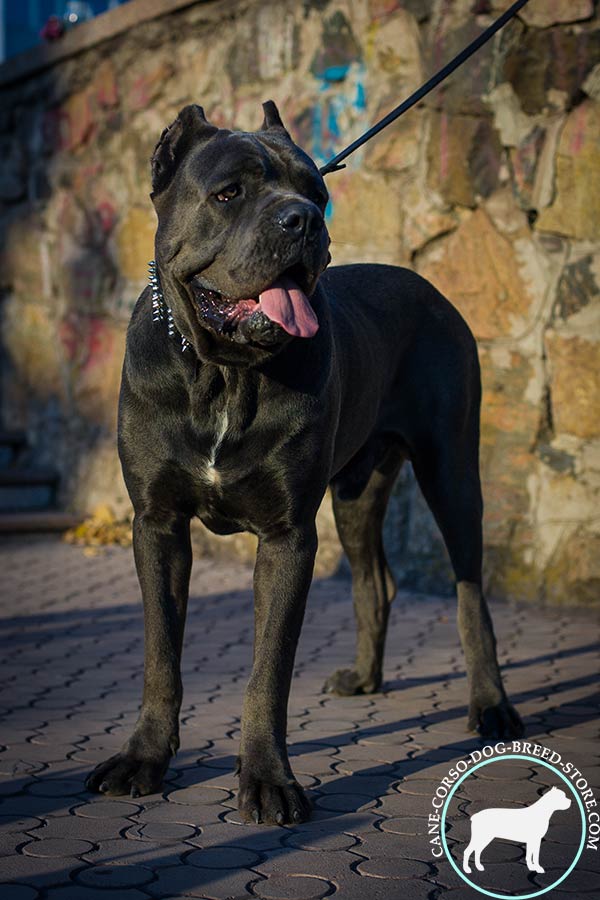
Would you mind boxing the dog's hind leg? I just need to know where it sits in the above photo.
[324,439,404,696]
[86,510,192,797]
[463,840,475,874]
[410,419,523,739]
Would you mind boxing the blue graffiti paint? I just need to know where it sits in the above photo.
[321,64,350,82]
[310,62,368,220]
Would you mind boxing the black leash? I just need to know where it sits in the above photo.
[319,0,530,177]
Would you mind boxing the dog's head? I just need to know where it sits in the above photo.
[149,101,331,365]
[548,787,572,811]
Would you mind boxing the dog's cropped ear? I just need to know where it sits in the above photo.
[260,100,290,138]
[151,105,217,196]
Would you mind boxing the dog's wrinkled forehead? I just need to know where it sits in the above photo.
[150,101,327,204]
[191,131,321,198]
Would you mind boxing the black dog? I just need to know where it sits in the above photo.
[86,101,523,824]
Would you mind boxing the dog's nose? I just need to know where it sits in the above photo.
[278,203,321,241]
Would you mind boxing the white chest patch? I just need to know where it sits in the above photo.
[202,408,228,486]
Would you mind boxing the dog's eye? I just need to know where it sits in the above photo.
[215,184,240,203]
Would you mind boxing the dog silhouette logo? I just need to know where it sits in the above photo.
[463,786,572,875]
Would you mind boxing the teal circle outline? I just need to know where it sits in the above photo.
[439,753,586,899]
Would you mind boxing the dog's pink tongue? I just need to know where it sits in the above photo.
[258,277,318,338]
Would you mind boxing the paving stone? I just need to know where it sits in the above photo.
[284,828,358,851]
[314,792,376,813]
[379,816,429,835]
[34,814,129,841]
[0,832,26,856]
[0,815,44,834]
[334,874,431,900]
[186,845,261,869]
[145,863,262,898]
[83,837,189,867]
[254,875,334,899]
[76,864,154,888]
[355,831,426,860]
[22,838,94,858]
[26,780,85,798]
[0,796,74,819]
[72,799,142,818]
[256,848,359,881]
[44,888,150,900]
[0,853,73,887]
[0,886,39,900]
[355,857,431,879]
[166,784,232,805]
[126,820,197,842]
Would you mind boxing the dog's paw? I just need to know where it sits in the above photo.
[469,697,524,740]
[85,746,172,798]
[237,766,311,825]
[324,667,380,696]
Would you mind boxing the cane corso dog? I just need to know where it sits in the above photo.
[86,101,523,823]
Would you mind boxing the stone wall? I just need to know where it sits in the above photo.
[0,0,598,603]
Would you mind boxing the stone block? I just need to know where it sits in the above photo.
[427,113,502,208]
[310,11,362,80]
[3,301,65,403]
[91,60,119,109]
[536,100,600,241]
[503,28,600,116]
[479,348,540,548]
[400,179,457,255]
[545,314,600,440]
[116,206,157,282]
[509,125,546,211]
[328,171,403,262]
[544,528,600,605]
[366,7,421,82]
[418,208,533,340]
[57,89,96,151]
[365,106,421,173]
[426,18,519,116]
[126,59,174,112]
[553,254,598,320]
[520,0,594,29]
[59,314,126,431]
[1,211,49,299]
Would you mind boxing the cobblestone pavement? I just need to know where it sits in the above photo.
[0,536,598,900]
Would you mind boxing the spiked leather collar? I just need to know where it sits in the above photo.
[148,260,191,353]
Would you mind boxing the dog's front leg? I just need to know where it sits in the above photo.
[237,525,317,824]
[86,511,191,797]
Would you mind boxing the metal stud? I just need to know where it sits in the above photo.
[148,259,192,352]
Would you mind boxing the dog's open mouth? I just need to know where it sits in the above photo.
[189,267,319,343]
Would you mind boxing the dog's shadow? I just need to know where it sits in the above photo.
[166,662,600,812]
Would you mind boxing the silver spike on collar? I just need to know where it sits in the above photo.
[148,260,191,353]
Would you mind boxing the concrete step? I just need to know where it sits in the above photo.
[0,467,59,512]
[0,511,82,533]
[0,429,27,467]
